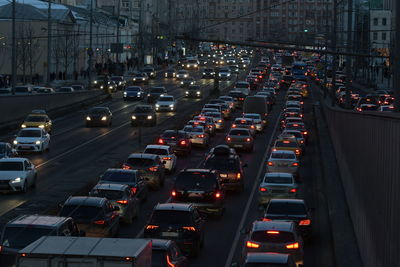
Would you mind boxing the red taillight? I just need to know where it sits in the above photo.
[299,219,311,226]
[215,192,221,198]
[286,242,299,249]
[239,97,244,100]
[116,200,128,204]
[163,157,171,160]
[122,164,131,170]
[167,255,175,267]
[246,241,260,248]
[182,226,196,231]
[259,187,267,192]
[246,138,251,142]
[94,220,106,225]
[148,166,158,172]
[171,190,177,197]
[180,140,187,146]
[146,225,159,230]
[227,137,231,142]
[232,124,237,128]
[262,218,272,221]
[289,188,297,193]
[303,131,308,135]
[131,187,137,194]
[158,138,164,144]
[267,230,280,234]
[267,161,274,166]
[236,173,241,179]
[197,134,204,138]
[272,148,277,152]
[218,119,223,123]
[295,149,300,154]
[250,125,255,129]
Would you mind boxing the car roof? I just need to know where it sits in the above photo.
[8,215,69,228]
[0,157,28,162]
[128,153,158,160]
[252,220,295,232]
[271,150,296,155]
[92,183,128,191]
[245,252,290,264]
[64,196,107,207]
[105,168,137,174]
[145,145,170,150]
[154,203,193,212]
[265,172,293,178]
[269,198,305,205]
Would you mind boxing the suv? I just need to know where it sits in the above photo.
[204,145,245,192]
[157,130,192,156]
[59,196,120,238]
[0,215,83,264]
[171,169,225,217]
[123,153,165,190]
[147,86,167,103]
[144,203,205,256]
[131,105,157,126]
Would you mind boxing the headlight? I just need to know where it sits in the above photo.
[11,177,21,183]
[197,91,201,94]
[35,140,41,145]
[151,72,154,75]
[13,140,17,145]
[109,86,113,89]
[186,91,189,94]
[203,73,206,75]
[124,92,127,96]
[86,116,91,121]
[184,74,188,78]
[227,73,231,76]
[181,82,184,84]
[133,78,136,81]
[38,125,44,129]
[190,82,194,84]
[21,124,26,128]
[131,115,136,120]
[156,104,160,107]
[100,85,104,89]
[194,64,198,67]
[101,116,107,121]
[187,64,190,67]
[147,115,153,120]
[119,82,122,85]
[94,80,98,84]
[169,104,174,107]
[165,73,168,77]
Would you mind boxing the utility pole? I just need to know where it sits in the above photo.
[138,0,144,69]
[116,0,121,63]
[323,0,330,98]
[88,0,93,89]
[330,0,338,106]
[394,0,400,111]
[344,0,353,109]
[11,0,16,94]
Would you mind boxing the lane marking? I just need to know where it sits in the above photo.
[224,109,283,267]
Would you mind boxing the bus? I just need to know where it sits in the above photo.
[292,61,307,81]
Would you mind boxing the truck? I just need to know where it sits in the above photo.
[243,96,268,123]
[16,236,152,267]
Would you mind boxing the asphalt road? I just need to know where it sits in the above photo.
[0,62,335,267]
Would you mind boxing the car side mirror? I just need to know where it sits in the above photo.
[113,206,120,211]
[79,230,86,237]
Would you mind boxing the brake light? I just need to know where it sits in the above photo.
[163,157,172,160]
[267,231,280,234]
[131,187,137,194]
[94,220,106,225]
[215,192,221,198]
[146,225,159,230]
[267,161,274,166]
[182,226,196,231]
[303,131,308,135]
[286,242,299,249]
[250,125,255,129]
[158,138,164,144]
[116,200,128,204]
[227,137,231,142]
[180,140,187,146]
[236,173,241,179]
[272,148,277,152]
[148,166,158,172]
[259,187,267,192]
[218,119,223,123]
[246,138,251,142]
[299,219,311,226]
[171,190,176,197]
[283,140,290,144]
[289,188,297,193]
[122,164,131,170]
[246,241,260,248]
[295,149,300,154]
[262,218,272,221]
[239,98,244,100]
[300,140,304,144]
[232,124,237,128]
[197,134,204,138]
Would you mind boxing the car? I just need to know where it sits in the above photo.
[93,75,106,87]
[131,105,157,126]
[203,112,224,130]
[183,59,199,70]
[176,70,189,79]
[228,90,247,108]
[98,168,148,201]
[21,110,52,133]
[71,84,85,91]
[234,81,251,96]
[202,68,215,79]
[204,146,245,192]
[272,137,302,157]
[0,215,83,265]
[151,239,189,267]
[13,128,50,153]
[258,173,298,205]
[100,81,117,92]
[356,103,378,112]
[58,86,74,93]
[147,86,167,103]
[267,150,299,180]
[123,153,166,190]
[157,130,192,156]
[89,183,139,224]
[182,125,209,148]
[226,128,254,152]
[185,85,202,98]
[208,100,231,119]
[218,95,235,110]
[192,116,216,136]
[237,252,298,267]
[232,118,257,136]
[144,145,177,173]
[218,68,231,80]
[164,68,177,78]
[110,76,126,90]
[123,86,144,100]
[0,142,17,158]
[144,203,205,256]
[281,130,305,147]
[86,107,113,127]
[262,87,276,95]
[229,64,240,74]
[143,66,156,79]
[171,169,225,217]
[242,221,304,266]
[263,199,312,239]
[378,105,394,112]
[0,158,37,192]
[132,72,149,84]
[36,87,55,94]
[180,77,196,87]
[155,95,177,112]
[284,123,308,139]
[14,85,32,94]
[243,113,264,132]
[59,196,120,237]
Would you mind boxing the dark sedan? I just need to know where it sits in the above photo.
[85,107,112,127]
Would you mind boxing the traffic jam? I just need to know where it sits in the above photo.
[0,48,316,267]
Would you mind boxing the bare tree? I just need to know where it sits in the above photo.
[16,24,29,83]
[25,23,42,83]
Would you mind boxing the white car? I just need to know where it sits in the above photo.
[155,95,176,112]
[243,113,264,132]
[176,70,189,79]
[258,172,298,205]
[203,112,224,130]
[143,145,177,173]
[218,68,231,80]
[182,125,209,147]
[218,96,235,110]
[0,158,37,192]
[13,128,50,153]
[267,150,299,178]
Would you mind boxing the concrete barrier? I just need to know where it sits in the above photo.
[0,90,107,127]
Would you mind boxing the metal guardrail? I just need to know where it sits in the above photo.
[320,97,400,267]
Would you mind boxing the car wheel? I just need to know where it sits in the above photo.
[21,181,27,193]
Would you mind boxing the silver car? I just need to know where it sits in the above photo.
[203,112,224,130]
[182,125,209,147]
[226,128,254,152]
[243,113,264,132]
[267,150,299,178]
[258,173,298,205]
[0,158,37,192]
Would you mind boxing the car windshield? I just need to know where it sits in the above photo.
[1,227,55,249]
[134,106,152,113]
[204,158,240,172]
[127,158,154,167]
[126,87,140,92]
[183,126,203,133]
[251,230,295,244]
[235,83,249,88]
[175,172,217,190]
[159,96,173,102]
[267,202,307,215]
[25,116,46,122]
[60,205,102,221]
[89,108,107,114]
[91,189,124,200]
[178,71,187,74]
[111,77,123,81]
[284,132,302,138]
[151,210,192,225]
[229,129,250,136]
[265,175,293,184]
[101,171,136,183]
[204,112,220,118]
[0,162,23,171]
[18,130,41,137]
[271,152,295,159]
[144,148,168,155]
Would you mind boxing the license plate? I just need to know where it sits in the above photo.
[279,164,288,167]
[234,145,243,148]
[162,232,178,237]
[21,146,31,149]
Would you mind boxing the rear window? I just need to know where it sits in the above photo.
[60,205,103,221]
[267,202,307,215]
[91,189,124,200]
[229,129,250,136]
[271,152,295,159]
[204,158,240,172]
[175,172,217,190]
[0,162,24,171]
[1,226,54,249]
[126,158,155,167]
[151,210,192,225]
[101,171,136,183]
[162,131,186,138]
[144,148,167,155]
[264,175,293,184]
[251,230,295,243]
